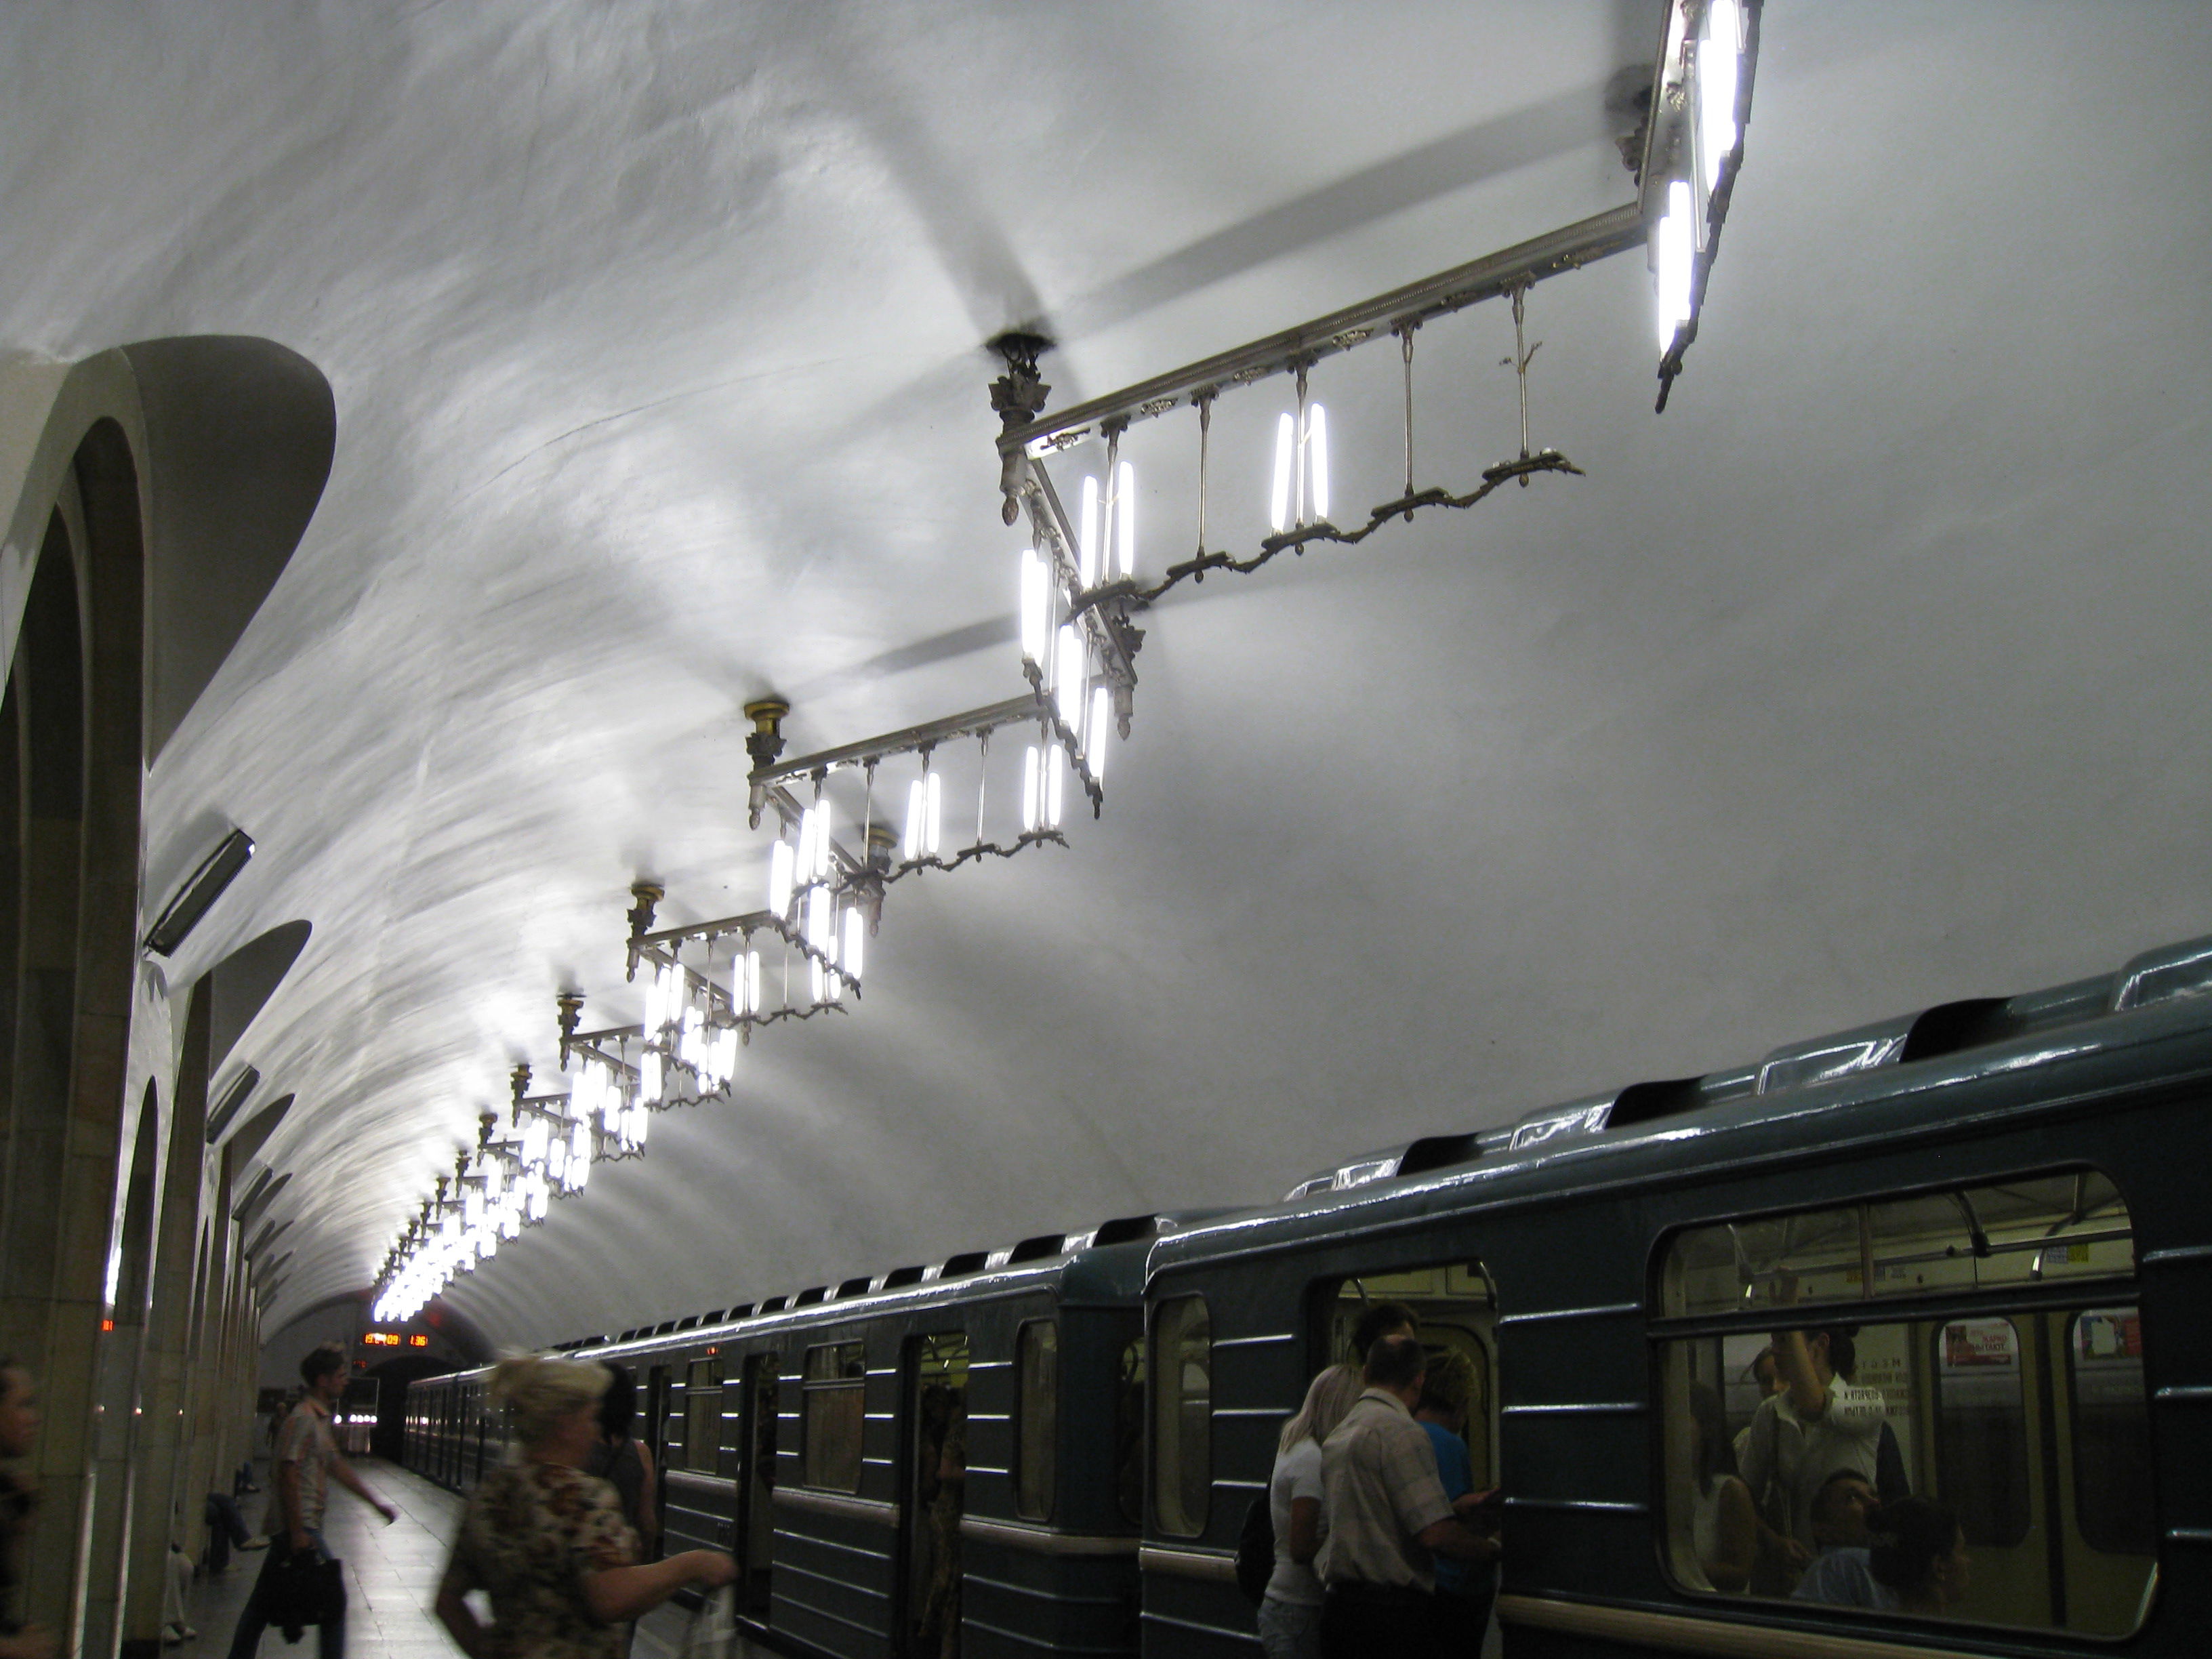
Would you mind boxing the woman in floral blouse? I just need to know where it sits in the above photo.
[435,1355,735,1659]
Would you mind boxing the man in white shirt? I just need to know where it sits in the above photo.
[1738,1325,1887,1568]
[1315,1336,1496,1658]
[226,1343,397,1659]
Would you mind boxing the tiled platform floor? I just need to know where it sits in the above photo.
[184,1458,463,1659]
[183,1459,761,1659]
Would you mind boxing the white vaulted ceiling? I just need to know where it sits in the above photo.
[5,2,2210,1346]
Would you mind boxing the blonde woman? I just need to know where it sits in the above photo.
[435,1355,733,1659]
[1258,1363,1364,1659]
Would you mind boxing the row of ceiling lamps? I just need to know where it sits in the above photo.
[370,0,1760,1324]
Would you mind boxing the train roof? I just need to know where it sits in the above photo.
[1151,931,2212,1274]
[506,1207,1240,1365]
[419,934,2212,1372]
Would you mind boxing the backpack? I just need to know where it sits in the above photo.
[1234,1495,1274,1605]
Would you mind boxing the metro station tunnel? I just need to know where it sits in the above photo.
[2,5,2209,1658]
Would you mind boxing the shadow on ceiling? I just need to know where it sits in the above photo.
[121,335,335,762]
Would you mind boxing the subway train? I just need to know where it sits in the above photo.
[405,932,2211,1658]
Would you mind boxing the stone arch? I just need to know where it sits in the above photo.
[0,382,149,1652]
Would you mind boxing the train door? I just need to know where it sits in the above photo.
[1328,1263,1500,1490]
[644,1364,671,1555]
[898,1331,969,1659]
[733,1351,780,1620]
[659,1354,733,1561]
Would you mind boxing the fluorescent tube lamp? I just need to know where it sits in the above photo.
[1116,460,1136,578]
[144,828,255,956]
[204,1067,260,1145]
[1079,474,1101,588]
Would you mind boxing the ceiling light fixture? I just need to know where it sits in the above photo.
[144,827,255,956]
[1645,0,1764,408]
[368,5,1764,1315]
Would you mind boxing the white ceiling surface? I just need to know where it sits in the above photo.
[7,3,2211,1345]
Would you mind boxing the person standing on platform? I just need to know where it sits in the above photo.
[226,1343,398,1659]
[1257,1362,1363,1659]
[434,1355,734,1659]
[1315,1336,1497,1659]
[583,1366,658,1560]
[1412,1350,1498,1652]
[0,1361,54,1659]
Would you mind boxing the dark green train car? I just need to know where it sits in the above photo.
[409,1218,1173,1658]
[1138,936,2211,1658]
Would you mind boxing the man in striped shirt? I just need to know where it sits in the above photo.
[1315,1335,1498,1657]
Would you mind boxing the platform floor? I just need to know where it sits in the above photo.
[182,1460,756,1659]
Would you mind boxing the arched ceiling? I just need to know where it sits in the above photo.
[7,2,2210,1346]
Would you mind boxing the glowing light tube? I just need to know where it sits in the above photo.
[768,838,794,917]
[1116,460,1136,578]
[1088,687,1111,778]
[841,907,865,982]
[1054,626,1083,729]
[1019,547,1048,664]
[1046,741,1065,829]
[903,778,925,861]
[743,949,762,1015]
[806,884,832,954]
[1270,412,1295,531]
[1700,0,1741,195]
[924,770,942,855]
[641,1050,663,1102]
[1307,405,1330,521]
[1656,180,1694,350]
[1079,474,1100,588]
[1021,744,1041,831]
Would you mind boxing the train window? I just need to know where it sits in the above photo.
[1662,1171,2135,1317]
[1115,1337,1145,1527]
[683,1357,722,1475]
[1151,1296,1210,1537]
[1015,1321,1057,1521]
[802,1340,866,1492]
[2068,1309,2152,1556]
[1932,1319,2028,1548]
[1654,1176,2156,1638]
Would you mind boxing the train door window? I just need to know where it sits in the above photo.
[1932,1319,2028,1548]
[1151,1296,1210,1537]
[1115,1337,1145,1526]
[1652,1171,2154,1638]
[2068,1309,2152,1555]
[683,1357,722,1473]
[734,1353,779,1619]
[903,1332,968,1659]
[802,1340,866,1491]
[1326,1264,1498,1488]
[1015,1322,1057,1521]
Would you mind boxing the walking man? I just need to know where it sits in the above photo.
[1315,1334,1498,1657]
[226,1343,398,1659]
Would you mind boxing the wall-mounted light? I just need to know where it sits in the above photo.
[144,828,254,956]
[204,1067,260,1144]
